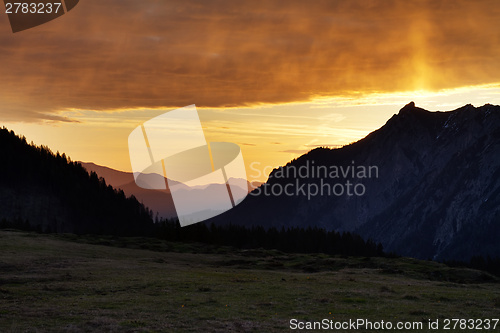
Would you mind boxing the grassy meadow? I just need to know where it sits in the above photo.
[0,230,499,332]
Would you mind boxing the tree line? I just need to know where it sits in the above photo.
[155,219,386,257]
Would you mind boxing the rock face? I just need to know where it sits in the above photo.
[211,103,500,261]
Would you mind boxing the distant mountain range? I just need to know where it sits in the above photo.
[80,162,258,220]
[81,162,178,219]
[209,102,500,261]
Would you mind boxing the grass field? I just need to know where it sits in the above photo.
[0,230,499,332]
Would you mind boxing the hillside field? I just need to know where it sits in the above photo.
[0,230,499,332]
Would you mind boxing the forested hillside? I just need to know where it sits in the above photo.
[0,127,154,235]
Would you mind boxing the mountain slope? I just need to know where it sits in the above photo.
[81,162,256,220]
[210,103,500,261]
[81,162,178,219]
[0,128,154,234]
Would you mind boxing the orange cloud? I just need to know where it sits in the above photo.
[1,0,500,122]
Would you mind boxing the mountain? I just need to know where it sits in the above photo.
[0,128,154,234]
[80,162,178,219]
[209,103,500,261]
[80,162,135,189]
[81,162,257,220]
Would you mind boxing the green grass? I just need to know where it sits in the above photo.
[0,230,499,332]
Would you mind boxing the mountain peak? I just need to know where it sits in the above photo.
[405,101,415,108]
[398,101,422,115]
[396,101,434,122]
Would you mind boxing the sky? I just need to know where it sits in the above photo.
[1,0,500,182]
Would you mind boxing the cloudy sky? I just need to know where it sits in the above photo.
[2,0,500,180]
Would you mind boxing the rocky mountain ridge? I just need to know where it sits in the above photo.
[211,102,500,261]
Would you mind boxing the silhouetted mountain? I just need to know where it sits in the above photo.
[81,162,178,219]
[81,162,257,220]
[210,103,500,261]
[80,162,135,189]
[0,128,154,234]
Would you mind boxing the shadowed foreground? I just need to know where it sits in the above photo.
[0,230,499,332]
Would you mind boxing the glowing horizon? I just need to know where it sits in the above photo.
[4,84,500,182]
